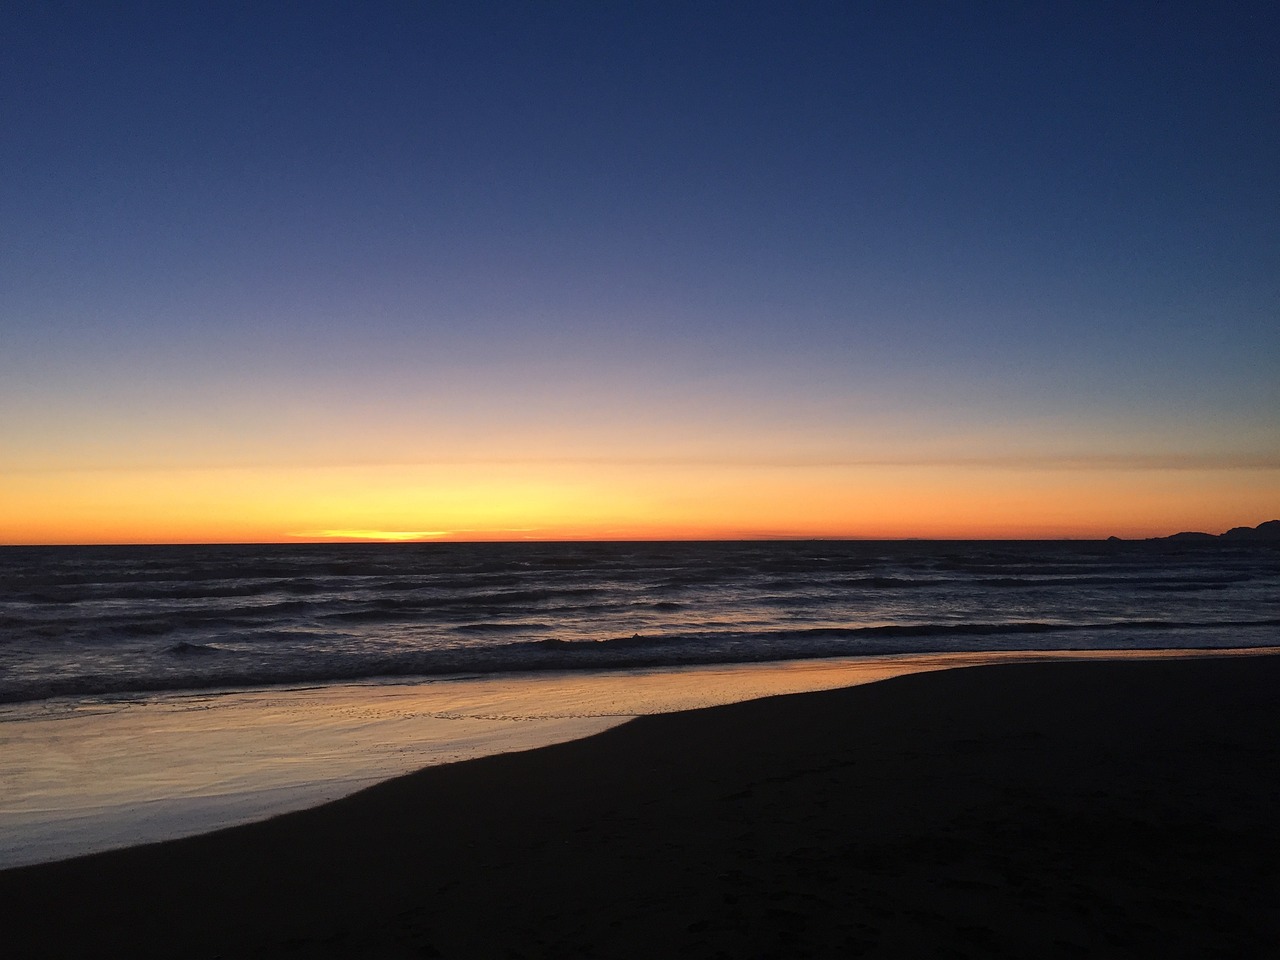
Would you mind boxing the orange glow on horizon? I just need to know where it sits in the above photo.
[1,458,1275,545]
[304,529,454,542]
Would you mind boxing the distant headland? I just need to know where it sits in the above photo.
[1110,520,1280,543]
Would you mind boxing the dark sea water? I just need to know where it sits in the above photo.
[1,540,1277,705]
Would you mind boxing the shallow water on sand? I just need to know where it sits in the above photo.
[2,647,1272,869]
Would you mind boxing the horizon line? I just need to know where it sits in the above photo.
[3,527,1272,548]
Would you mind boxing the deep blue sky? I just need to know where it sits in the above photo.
[2,1,1277,539]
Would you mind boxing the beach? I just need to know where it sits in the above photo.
[2,652,1277,958]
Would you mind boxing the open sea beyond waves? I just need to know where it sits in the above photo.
[1,540,1277,706]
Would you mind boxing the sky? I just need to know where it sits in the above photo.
[2,1,1277,543]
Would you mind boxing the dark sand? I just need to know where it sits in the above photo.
[3,655,1278,958]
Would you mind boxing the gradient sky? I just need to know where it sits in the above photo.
[3,1,1277,543]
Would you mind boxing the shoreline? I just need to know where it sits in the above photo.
[2,646,1277,870]
[2,651,1279,956]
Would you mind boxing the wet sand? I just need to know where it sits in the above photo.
[8,649,1220,869]
[2,654,1278,958]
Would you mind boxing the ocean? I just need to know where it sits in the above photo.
[3,538,1278,867]
[3,538,1278,706]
